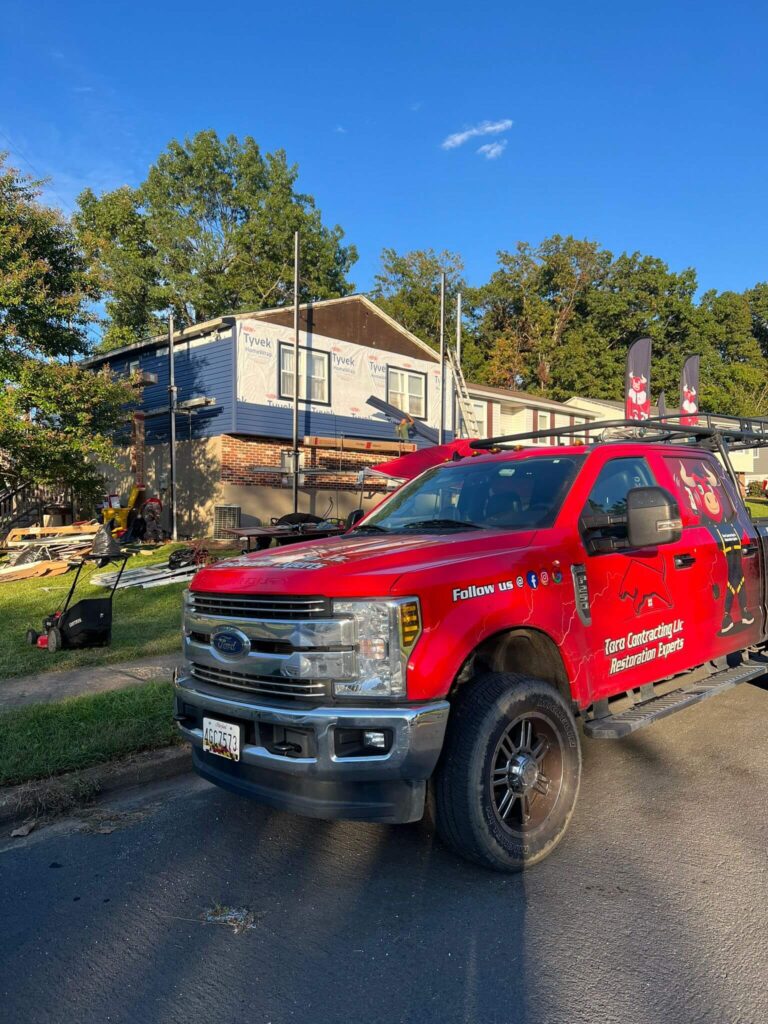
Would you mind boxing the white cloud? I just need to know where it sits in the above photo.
[441,118,513,150]
[477,140,507,160]
[334,125,347,134]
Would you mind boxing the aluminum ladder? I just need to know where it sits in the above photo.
[446,346,480,438]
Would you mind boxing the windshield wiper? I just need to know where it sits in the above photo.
[400,518,481,531]
[351,523,389,533]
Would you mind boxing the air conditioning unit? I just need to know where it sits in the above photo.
[213,504,241,540]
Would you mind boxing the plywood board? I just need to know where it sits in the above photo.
[303,436,416,454]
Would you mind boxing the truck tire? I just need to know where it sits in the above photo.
[434,672,581,871]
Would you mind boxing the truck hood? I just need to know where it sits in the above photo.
[192,530,539,598]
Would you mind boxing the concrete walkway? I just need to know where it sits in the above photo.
[0,653,183,710]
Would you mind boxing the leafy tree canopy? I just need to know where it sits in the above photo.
[0,361,136,504]
[0,157,132,502]
[0,154,96,369]
[76,131,358,350]
[371,248,465,350]
[374,236,768,418]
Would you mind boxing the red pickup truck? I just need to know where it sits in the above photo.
[174,419,768,871]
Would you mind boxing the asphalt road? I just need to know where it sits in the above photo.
[2,683,768,1024]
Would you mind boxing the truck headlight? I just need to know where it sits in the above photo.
[332,598,421,699]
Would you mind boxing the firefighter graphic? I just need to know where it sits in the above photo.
[677,461,754,634]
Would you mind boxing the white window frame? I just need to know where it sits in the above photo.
[471,400,486,433]
[279,343,330,405]
[387,367,427,419]
[535,411,550,444]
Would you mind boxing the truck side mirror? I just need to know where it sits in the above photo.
[346,508,365,530]
[627,486,682,548]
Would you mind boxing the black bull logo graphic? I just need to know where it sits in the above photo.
[619,560,673,614]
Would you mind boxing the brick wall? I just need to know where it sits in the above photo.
[221,435,406,492]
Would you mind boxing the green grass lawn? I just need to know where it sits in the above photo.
[0,681,180,786]
[747,497,768,519]
[0,544,235,681]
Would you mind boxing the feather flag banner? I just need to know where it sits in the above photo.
[625,337,652,421]
[680,355,700,426]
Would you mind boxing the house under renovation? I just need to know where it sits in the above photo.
[86,295,603,537]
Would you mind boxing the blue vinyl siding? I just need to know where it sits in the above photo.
[235,402,446,446]
[100,331,450,445]
[107,338,234,443]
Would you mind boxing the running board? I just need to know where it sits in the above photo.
[584,661,766,739]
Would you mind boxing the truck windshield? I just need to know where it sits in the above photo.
[356,455,584,533]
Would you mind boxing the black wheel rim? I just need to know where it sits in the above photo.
[489,713,564,836]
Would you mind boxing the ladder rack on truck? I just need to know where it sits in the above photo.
[471,414,768,498]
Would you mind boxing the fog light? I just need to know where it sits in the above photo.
[363,730,387,750]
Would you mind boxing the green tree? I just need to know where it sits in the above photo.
[473,236,610,391]
[0,154,95,367]
[472,235,767,417]
[371,248,466,351]
[76,131,357,350]
[0,156,132,501]
[0,361,136,504]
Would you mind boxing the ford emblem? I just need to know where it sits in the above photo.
[211,628,250,657]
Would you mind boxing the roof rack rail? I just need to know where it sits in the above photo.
[470,415,768,453]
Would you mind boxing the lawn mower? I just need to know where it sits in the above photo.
[25,551,130,653]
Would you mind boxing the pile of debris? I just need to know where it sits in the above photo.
[0,523,99,583]
[89,544,210,590]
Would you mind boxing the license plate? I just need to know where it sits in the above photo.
[203,717,242,762]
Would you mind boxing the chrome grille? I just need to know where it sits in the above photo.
[188,592,330,620]
[190,661,328,700]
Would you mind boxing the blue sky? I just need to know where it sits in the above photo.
[2,0,767,298]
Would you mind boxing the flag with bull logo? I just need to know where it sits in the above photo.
[625,337,652,421]
[680,354,700,426]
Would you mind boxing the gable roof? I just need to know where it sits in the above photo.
[84,294,439,367]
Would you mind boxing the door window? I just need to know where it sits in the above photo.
[581,457,655,543]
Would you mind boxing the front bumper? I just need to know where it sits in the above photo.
[174,672,450,824]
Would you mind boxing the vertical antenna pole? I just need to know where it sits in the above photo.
[456,291,462,368]
[439,272,446,444]
[168,315,178,541]
[292,230,300,514]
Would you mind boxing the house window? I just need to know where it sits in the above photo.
[536,412,550,443]
[128,360,140,375]
[471,400,486,432]
[279,343,330,404]
[387,368,426,419]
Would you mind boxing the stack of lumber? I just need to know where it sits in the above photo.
[0,522,99,584]
[5,522,98,547]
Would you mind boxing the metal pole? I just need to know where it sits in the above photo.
[168,315,178,541]
[292,230,300,514]
[439,272,446,445]
[456,291,462,368]
[456,291,462,435]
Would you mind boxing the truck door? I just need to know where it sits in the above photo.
[578,455,693,702]
[659,453,762,653]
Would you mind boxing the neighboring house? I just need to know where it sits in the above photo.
[466,385,599,442]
